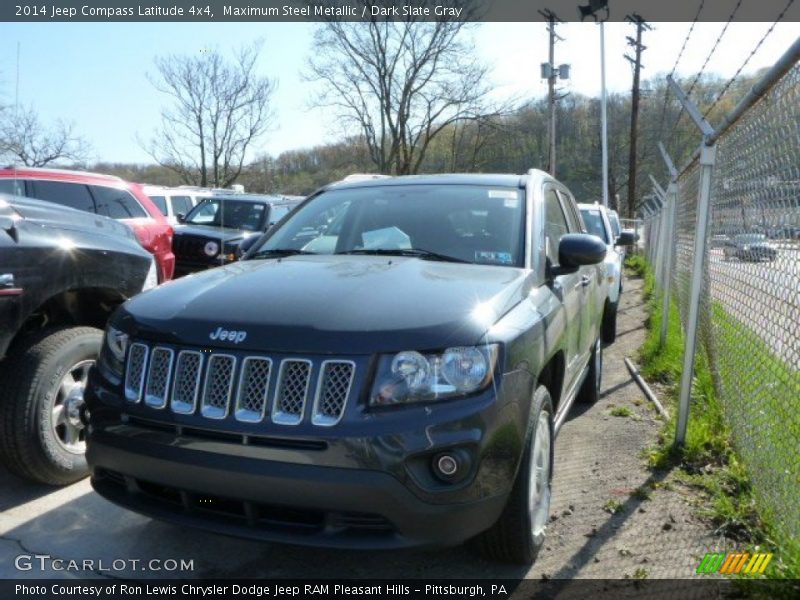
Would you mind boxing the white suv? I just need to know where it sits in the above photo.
[142,185,210,226]
[578,203,634,344]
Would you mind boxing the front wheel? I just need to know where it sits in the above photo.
[473,386,553,565]
[0,326,101,485]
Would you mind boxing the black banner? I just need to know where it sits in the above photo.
[4,579,800,600]
[3,0,800,23]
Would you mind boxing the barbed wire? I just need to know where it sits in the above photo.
[702,0,796,118]
[655,1,705,143]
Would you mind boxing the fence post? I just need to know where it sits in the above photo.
[659,183,677,349]
[667,75,717,447]
[657,142,679,350]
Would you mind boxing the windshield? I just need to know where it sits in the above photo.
[249,184,526,267]
[185,197,267,231]
[735,234,767,244]
[580,209,609,244]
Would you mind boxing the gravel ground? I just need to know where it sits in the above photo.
[0,274,731,580]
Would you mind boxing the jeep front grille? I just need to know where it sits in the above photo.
[123,344,354,426]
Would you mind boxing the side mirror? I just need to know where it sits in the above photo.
[553,233,607,276]
[616,231,636,246]
[176,213,186,224]
[0,215,18,242]
[237,233,262,258]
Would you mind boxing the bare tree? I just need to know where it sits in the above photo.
[308,3,501,175]
[145,43,276,188]
[0,106,91,167]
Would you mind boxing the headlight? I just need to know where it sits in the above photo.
[142,259,158,291]
[370,345,499,406]
[204,240,219,257]
[98,325,129,380]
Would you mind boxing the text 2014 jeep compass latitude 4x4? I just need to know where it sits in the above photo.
[85,171,607,564]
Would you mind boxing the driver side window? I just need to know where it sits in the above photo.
[544,189,569,267]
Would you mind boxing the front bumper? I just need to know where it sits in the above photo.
[88,428,508,549]
[85,363,532,549]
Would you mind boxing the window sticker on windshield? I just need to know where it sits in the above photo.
[504,198,519,208]
[488,190,518,199]
[362,226,412,250]
[475,251,513,265]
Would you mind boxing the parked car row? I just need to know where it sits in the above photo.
[2,167,634,567]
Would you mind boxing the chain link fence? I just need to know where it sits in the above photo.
[643,51,800,556]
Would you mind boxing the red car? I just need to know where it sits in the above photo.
[0,167,174,281]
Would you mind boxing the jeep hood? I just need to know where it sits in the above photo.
[118,255,533,354]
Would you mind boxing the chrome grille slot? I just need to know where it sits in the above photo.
[312,361,355,426]
[201,355,236,419]
[235,357,272,422]
[272,359,312,425]
[124,343,149,403]
[171,351,203,414]
[144,347,174,409]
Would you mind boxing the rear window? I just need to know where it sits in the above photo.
[0,179,24,196]
[148,195,167,216]
[91,185,148,219]
[30,180,95,213]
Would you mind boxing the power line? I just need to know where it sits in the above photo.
[702,0,795,118]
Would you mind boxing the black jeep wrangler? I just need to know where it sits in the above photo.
[86,172,607,564]
[172,193,299,276]
[0,193,155,485]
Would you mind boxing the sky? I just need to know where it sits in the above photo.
[0,20,797,164]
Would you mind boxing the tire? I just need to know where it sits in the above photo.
[601,299,618,345]
[473,386,554,565]
[0,326,101,485]
[577,335,603,404]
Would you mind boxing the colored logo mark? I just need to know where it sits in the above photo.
[697,552,773,574]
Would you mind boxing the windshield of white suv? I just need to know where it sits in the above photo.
[249,184,526,267]
[185,198,267,231]
[580,209,609,244]
[608,211,621,238]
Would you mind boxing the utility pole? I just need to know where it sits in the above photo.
[624,14,651,219]
[539,9,564,177]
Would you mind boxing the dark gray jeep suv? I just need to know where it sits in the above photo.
[85,171,607,564]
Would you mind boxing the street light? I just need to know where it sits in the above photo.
[579,0,610,207]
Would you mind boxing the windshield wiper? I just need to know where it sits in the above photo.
[337,248,470,264]
[250,248,317,259]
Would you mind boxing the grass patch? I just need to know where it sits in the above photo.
[610,406,633,418]
[603,498,624,514]
[632,258,798,578]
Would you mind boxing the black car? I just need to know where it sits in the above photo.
[172,193,299,276]
[0,193,154,485]
[722,234,777,262]
[86,171,608,564]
